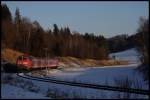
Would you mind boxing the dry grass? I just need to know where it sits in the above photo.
[99,60,129,66]
[1,48,23,64]
[57,56,129,67]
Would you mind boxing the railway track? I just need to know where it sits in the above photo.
[17,73,149,96]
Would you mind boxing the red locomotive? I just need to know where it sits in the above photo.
[16,54,58,70]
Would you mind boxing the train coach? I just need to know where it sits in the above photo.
[16,54,59,70]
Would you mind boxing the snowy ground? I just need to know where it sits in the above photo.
[24,65,149,99]
[1,84,50,99]
[1,48,149,99]
[45,65,144,87]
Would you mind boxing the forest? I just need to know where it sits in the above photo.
[2,4,109,60]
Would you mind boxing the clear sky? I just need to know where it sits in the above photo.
[2,1,149,38]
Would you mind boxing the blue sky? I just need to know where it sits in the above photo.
[2,1,149,38]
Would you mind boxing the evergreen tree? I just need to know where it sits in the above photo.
[1,4,12,21]
[53,24,59,35]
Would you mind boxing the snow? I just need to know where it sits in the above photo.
[110,48,139,57]
[1,84,50,99]
[1,48,149,99]
[28,67,148,99]
[45,65,148,89]
[109,48,141,64]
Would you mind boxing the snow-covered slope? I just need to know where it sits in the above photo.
[109,48,140,64]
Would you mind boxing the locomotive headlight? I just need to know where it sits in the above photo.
[23,62,28,64]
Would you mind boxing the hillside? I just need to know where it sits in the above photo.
[109,48,140,64]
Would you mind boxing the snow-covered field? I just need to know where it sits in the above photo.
[1,84,49,99]
[1,48,149,99]
[45,65,143,86]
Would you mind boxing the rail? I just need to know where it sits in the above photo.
[17,73,149,96]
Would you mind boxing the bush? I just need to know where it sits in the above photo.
[113,75,145,99]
